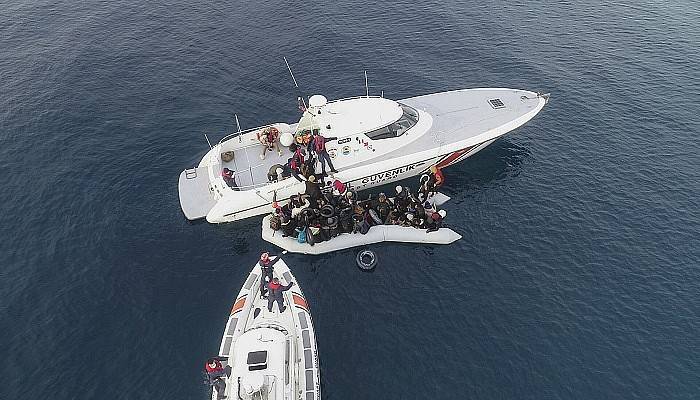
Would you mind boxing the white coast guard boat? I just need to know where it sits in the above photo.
[211,256,319,400]
[179,88,549,223]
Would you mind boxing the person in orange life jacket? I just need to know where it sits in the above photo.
[312,133,338,175]
[205,357,231,399]
[266,277,294,312]
[221,168,237,188]
[426,165,445,194]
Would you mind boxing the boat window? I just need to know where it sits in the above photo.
[247,350,268,371]
[364,103,419,140]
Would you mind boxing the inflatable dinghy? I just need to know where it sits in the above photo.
[261,215,462,255]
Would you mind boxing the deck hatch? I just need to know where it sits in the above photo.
[488,98,505,109]
[247,350,268,371]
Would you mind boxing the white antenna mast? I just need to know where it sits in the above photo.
[284,57,307,111]
[284,56,299,88]
[235,114,242,143]
[364,70,369,97]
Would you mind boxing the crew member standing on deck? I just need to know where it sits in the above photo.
[266,277,294,312]
[312,132,338,175]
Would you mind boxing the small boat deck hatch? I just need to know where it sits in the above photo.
[247,350,268,371]
[488,98,506,109]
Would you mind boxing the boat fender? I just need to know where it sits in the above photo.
[356,250,377,271]
[320,204,335,218]
[368,209,382,225]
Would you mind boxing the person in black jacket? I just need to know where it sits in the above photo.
[304,175,323,208]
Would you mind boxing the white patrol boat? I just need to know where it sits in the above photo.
[179,88,549,223]
[211,255,319,400]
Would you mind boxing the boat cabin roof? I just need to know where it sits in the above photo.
[232,327,286,380]
[297,96,403,139]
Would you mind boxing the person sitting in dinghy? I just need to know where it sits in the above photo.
[205,357,231,400]
[266,277,294,313]
[426,209,447,232]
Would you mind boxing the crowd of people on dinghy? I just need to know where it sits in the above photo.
[268,165,447,246]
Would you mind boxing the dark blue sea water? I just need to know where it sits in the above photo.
[2,1,699,399]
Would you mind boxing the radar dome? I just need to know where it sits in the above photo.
[280,131,294,147]
[308,95,328,108]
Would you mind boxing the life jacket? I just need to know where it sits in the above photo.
[205,360,223,373]
[268,281,282,291]
[333,180,346,194]
[313,136,325,152]
[290,149,304,170]
[221,169,233,179]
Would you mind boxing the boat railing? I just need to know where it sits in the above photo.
[324,95,383,104]
[217,123,278,146]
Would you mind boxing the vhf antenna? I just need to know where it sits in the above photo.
[284,57,307,111]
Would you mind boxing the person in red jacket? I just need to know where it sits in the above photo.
[312,132,338,175]
[205,357,231,399]
[265,277,294,313]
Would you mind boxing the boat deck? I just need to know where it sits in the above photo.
[220,142,295,189]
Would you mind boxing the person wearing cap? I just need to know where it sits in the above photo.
[266,277,294,313]
[221,167,237,189]
[204,357,231,399]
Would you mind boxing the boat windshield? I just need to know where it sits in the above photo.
[365,103,419,140]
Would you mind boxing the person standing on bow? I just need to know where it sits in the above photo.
[266,277,294,313]
[312,132,338,175]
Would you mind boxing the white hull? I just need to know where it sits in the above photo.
[179,88,549,223]
[213,257,320,400]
